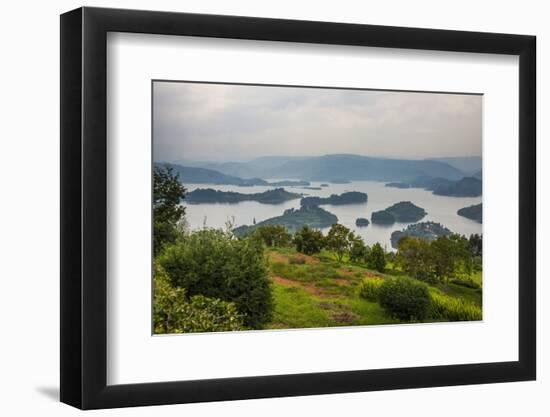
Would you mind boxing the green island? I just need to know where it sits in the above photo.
[153,166,482,335]
[355,218,370,227]
[185,187,301,204]
[457,203,482,223]
[371,201,427,225]
[385,176,482,197]
[233,205,338,236]
[300,191,368,207]
[390,221,452,248]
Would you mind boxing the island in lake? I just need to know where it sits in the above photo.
[355,218,370,227]
[457,203,482,223]
[186,188,301,204]
[385,175,481,197]
[371,201,427,225]
[390,221,452,248]
[300,191,368,207]
[233,205,338,236]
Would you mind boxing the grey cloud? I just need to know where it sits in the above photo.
[153,81,481,162]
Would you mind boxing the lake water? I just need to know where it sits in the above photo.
[181,180,482,251]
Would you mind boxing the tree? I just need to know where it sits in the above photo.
[349,235,369,263]
[378,277,431,321]
[469,233,482,257]
[252,224,292,247]
[396,237,434,282]
[153,165,186,255]
[158,229,273,329]
[430,234,471,282]
[325,223,353,262]
[367,242,386,272]
[293,225,325,255]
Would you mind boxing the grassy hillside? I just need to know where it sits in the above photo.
[265,247,482,329]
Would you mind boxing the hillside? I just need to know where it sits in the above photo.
[158,163,268,186]
[433,177,482,197]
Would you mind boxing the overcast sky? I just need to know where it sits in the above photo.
[153,81,482,162]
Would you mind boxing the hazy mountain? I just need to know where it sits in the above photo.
[157,163,268,186]
[182,154,466,182]
[428,156,482,175]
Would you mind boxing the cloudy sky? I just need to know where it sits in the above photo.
[153,81,482,162]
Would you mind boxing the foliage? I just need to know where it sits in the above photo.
[358,278,384,301]
[396,237,435,283]
[325,224,354,262]
[186,187,300,204]
[153,165,186,255]
[349,235,369,263]
[450,277,481,289]
[469,233,483,256]
[378,277,431,321]
[366,243,386,272]
[429,291,482,321]
[293,225,325,255]
[431,235,472,281]
[158,229,273,329]
[153,263,244,334]
[252,224,292,247]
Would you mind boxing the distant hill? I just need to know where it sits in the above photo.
[433,177,482,197]
[429,156,482,174]
[457,203,482,223]
[179,154,466,182]
[186,188,301,204]
[371,201,427,225]
[233,206,338,236]
[300,191,368,207]
[158,163,268,186]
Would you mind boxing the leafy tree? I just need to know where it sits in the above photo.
[367,242,386,272]
[378,277,431,321]
[153,165,186,255]
[431,234,471,282]
[349,235,369,263]
[252,224,292,247]
[293,225,325,255]
[396,237,434,282]
[469,233,482,257]
[325,223,354,262]
[153,263,244,334]
[158,229,273,329]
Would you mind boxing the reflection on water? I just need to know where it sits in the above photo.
[182,180,482,250]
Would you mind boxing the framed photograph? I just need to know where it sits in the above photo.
[60,7,536,409]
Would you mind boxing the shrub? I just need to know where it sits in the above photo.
[349,236,369,263]
[358,278,384,301]
[429,292,482,321]
[153,263,245,334]
[293,225,325,255]
[378,277,431,321]
[158,229,273,329]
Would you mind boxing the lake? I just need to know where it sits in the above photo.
[181,180,482,251]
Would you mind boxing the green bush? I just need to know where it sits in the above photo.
[252,224,292,247]
[367,243,386,272]
[358,278,384,301]
[293,225,325,255]
[158,229,273,329]
[429,292,482,321]
[153,263,245,334]
[378,277,431,321]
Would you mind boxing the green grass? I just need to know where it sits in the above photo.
[266,247,482,329]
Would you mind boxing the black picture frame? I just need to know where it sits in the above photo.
[60,6,536,410]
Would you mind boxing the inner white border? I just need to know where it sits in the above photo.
[107,32,519,385]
